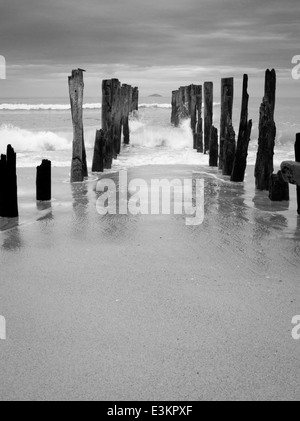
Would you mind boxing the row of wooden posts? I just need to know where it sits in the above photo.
[1,68,300,218]
[68,69,139,183]
[170,69,299,206]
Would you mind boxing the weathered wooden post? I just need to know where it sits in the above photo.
[223,119,236,176]
[131,87,139,112]
[195,85,203,152]
[0,145,19,218]
[36,160,51,201]
[112,80,123,156]
[269,170,289,201]
[190,85,197,137]
[122,84,132,145]
[231,74,252,182]
[219,77,234,170]
[209,126,218,167]
[171,90,181,127]
[68,69,88,183]
[171,90,177,125]
[102,79,122,168]
[254,69,276,190]
[204,82,213,154]
[92,129,105,173]
[179,86,190,120]
[295,133,300,214]
[281,161,300,185]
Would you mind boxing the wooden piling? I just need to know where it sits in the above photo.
[0,145,18,218]
[281,161,300,185]
[295,133,300,214]
[68,69,88,182]
[179,86,190,120]
[102,79,123,168]
[219,77,234,170]
[223,119,236,176]
[254,69,276,190]
[122,84,132,145]
[190,85,197,137]
[112,80,123,156]
[195,85,203,152]
[231,74,252,182]
[36,160,51,201]
[171,90,180,126]
[92,129,105,173]
[269,170,289,201]
[209,126,219,167]
[204,82,213,154]
[131,87,139,112]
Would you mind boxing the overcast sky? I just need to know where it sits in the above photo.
[0,0,300,99]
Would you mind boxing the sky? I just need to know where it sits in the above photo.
[0,0,300,99]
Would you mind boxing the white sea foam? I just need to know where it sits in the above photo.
[129,118,194,149]
[0,102,221,111]
[0,124,71,152]
[0,103,102,111]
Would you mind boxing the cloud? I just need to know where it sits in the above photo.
[0,0,299,97]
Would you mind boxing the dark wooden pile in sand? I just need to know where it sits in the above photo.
[92,79,139,172]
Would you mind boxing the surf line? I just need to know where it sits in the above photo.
[193,171,228,183]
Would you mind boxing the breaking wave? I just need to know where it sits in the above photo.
[0,102,221,111]
[0,124,71,152]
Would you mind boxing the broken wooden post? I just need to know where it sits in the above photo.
[269,170,289,201]
[295,133,300,214]
[195,85,203,152]
[69,69,88,183]
[0,145,19,218]
[179,86,190,120]
[131,87,139,112]
[220,77,234,170]
[231,74,252,182]
[190,85,197,138]
[92,129,105,173]
[254,69,276,190]
[204,82,213,154]
[209,126,218,167]
[281,161,300,185]
[223,119,236,176]
[101,79,119,169]
[171,90,179,126]
[112,80,123,156]
[69,69,87,182]
[122,84,132,145]
[36,160,51,201]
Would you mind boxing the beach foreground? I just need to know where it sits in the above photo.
[0,164,300,401]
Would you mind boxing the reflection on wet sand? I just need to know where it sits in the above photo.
[36,201,53,223]
[0,218,23,251]
[71,182,89,236]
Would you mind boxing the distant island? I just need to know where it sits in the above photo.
[148,94,163,97]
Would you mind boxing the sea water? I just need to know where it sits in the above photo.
[0,95,299,170]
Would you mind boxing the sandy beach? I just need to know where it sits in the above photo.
[0,164,299,401]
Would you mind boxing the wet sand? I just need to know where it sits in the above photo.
[0,164,300,401]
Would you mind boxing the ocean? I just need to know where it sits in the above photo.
[0,95,300,170]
